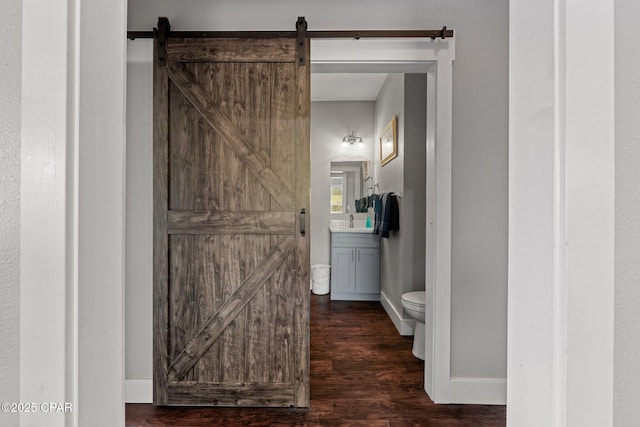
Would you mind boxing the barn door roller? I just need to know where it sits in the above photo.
[155,17,170,66]
[296,17,308,66]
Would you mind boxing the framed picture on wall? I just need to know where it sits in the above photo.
[362,160,371,181]
[380,116,397,166]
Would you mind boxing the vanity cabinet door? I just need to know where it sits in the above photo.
[331,248,356,293]
[355,248,380,294]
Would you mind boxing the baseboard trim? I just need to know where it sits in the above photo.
[125,379,153,403]
[449,377,506,405]
[124,377,505,405]
[380,291,415,336]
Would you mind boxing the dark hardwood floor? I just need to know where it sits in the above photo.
[127,294,506,426]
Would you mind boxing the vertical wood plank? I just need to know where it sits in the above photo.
[190,62,225,212]
[243,62,273,383]
[243,63,272,211]
[220,62,247,383]
[203,61,230,382]
[195,235,222,382]
[218,235,243,382]
[244,235,270,383]
[153,41,170,405]
[270,63,296,199]
[268,60,297,386]
[168,86,220,211]
[169,235,199,382]
[293,40,311,407]
[220,63,248,212]
[269,259,287,383]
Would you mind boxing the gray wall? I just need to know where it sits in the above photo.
[615,0,640,425]
[0,0,21,425]
[403,74,428,305]
[442,1,509,380]
[374,74,427,324]
[125,62,154,379]
[127,0,509,385]
[374,74,404,196]
[374,74,405,311]
[310,102,375,266]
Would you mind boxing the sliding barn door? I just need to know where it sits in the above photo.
[153,36,310,407]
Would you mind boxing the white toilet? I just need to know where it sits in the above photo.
[401,291,426,360]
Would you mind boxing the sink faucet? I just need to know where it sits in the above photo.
[349,214,354,228]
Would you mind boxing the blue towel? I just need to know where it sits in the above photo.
[372,194,383,234]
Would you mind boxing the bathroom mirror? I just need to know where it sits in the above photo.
[330,161,371,214]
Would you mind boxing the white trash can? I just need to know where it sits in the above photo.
[311,264,331,295]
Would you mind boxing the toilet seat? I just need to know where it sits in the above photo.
[401,291,425,312]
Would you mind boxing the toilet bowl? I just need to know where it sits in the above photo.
[401,291,426,360]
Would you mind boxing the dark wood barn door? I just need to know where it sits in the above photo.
[153,36,310,407]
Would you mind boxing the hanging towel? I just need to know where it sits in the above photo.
[372,194,383,235]
[357,197,368,212]
[380,193,400,238]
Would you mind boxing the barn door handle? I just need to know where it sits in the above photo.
[300,209,306,236]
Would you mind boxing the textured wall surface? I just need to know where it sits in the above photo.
[0,0,21,426]
[615,0,640,425]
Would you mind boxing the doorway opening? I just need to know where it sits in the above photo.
[308,37,451,401]
[124,34,454,405]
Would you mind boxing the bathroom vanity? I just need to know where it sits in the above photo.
[329,225,380,301]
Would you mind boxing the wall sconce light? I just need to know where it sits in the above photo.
[341,131,364,147]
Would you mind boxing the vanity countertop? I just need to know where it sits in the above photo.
[329,219,375,234]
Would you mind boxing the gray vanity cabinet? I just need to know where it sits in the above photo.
[330,233,380,301]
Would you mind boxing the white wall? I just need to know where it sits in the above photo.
[75,2,127,424]
[21,0,73,425]
[0,0,21,426]
[20,0,127,425]
[311,102,375,266]
[614,0,640,425]
[508,0,615,426]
